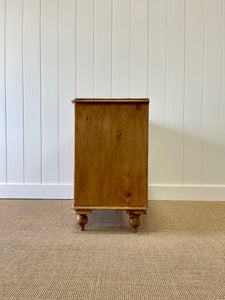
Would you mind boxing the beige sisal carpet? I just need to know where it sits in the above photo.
[0,199,225,299]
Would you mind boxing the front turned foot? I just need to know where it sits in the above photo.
[77,214,88,231]
[129,213,140,233]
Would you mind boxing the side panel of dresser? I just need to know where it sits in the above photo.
[73,102,148,208]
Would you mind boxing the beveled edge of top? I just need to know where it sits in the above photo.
[71,98,149,104]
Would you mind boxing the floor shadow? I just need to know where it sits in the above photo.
[84,210,130,233]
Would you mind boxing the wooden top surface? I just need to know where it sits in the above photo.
[72,98,149,104]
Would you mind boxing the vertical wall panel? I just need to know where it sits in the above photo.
[222,1,225,185]
[41,0,58,183]
[6,0,23,183]
[0,0,6,183]
[130,0,148,97]
[94,0,111,97]
[58,0,75,184]
[183,0,204,185]
[202,0,223,185]
[76,0,94,97]
[23,0,41,183]
[165,0,185,184]
[148,0,167,185]
[112,0,130,97]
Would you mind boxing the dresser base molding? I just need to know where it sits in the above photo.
[71,206,147,211]
[72,206,147,232]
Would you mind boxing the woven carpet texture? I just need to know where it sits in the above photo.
[0,200,225,299]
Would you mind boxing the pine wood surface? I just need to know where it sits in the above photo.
[73,99,149,231]
[72,98,149,103]
[74,100,148,208]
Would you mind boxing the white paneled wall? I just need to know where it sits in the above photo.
[0,0,225,200]
[23,0,41,184]
[183,0,203,185]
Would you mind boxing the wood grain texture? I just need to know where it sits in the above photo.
[72,98,149,103]
[72,206,147,211]
[73,100,149,208]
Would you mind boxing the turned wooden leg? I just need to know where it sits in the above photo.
[129,213,141,233]
[126,210,146,233]
[77,214,88,231]
[73,209,92,231]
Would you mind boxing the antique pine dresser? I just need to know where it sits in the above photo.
[71,98,149,232]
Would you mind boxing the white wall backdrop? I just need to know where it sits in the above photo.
[0,0,225,200]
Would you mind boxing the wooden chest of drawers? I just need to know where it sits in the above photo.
[71,98,149,232]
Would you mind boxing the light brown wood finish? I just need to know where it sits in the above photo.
[71,206,147,210]
[72,98,149,232]
[77,214,88,231]
[71,98,149,103]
